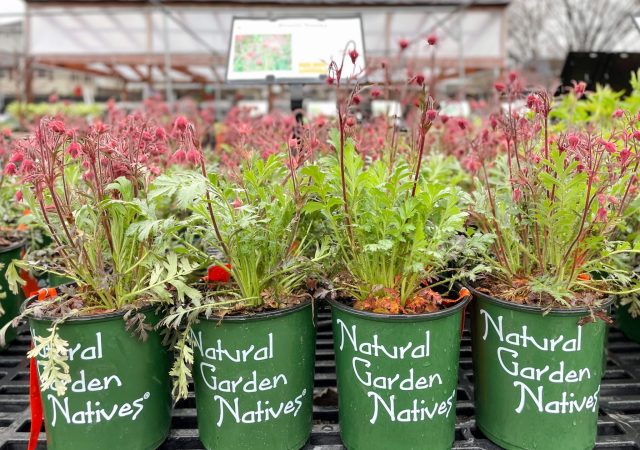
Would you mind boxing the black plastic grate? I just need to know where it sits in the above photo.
[0,309,639,449]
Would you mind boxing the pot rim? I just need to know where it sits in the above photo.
[0,238,26,254]
[21,296,157,324]
[201,299,312,322]
[464,282,614,316]
[327,287,471,322]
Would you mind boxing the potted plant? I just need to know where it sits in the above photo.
[464,80,640,450]
[0,127,31,347]
[302,53,478,448]
[157,118,326,450]
[4,117,198,450]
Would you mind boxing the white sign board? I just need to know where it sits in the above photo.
[226,17,365,83]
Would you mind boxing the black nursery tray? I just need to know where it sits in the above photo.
[1,309,639,449]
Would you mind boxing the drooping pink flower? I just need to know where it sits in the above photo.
[345,116,357,128]
[574,81,587,98]
[595,207,608,222]
[67,142,81,158]
[186,148,200,165]
[10,152,23,164]
[175,116,188,132]
[512,187,522,203]
[494,82,505,93]
[48,120,66,134]
[231,198,243,209]
[426,109,437,121]
[398,39,409,51]
[633,130,640,141]
[172,149,187,163]
[4,163,16,175]
[14,191,23,202]
[612,109,625,119]
[568,134,580,148]
[414,74,425,86]
[348,49,359,64]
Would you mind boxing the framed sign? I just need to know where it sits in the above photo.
[226,17,366,83]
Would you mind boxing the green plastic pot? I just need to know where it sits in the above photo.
[27,300,172,450]
[469,285,612,450]
[329,293,471,450]
[616,301,640,343]
[47,272,73,288]
[191,301,316,450]
[0,240,25,348]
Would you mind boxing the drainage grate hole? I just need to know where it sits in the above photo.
[170,415,198,429]
[0,442,46,450]
[0,402,28,413]
[10,373,29,382]
[597,422,625,436]
[174,397,196,409]
[456,405,474,418]
[16,420,45,433]
[456,388,470,401]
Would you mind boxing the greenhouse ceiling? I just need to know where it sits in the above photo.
[23,0,509,84]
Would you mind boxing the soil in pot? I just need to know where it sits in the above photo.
[329,287,470,450]
[191,295,316,450]
[27,299,172,450]
[469,283,611,450]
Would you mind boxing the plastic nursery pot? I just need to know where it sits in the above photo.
[616,300,640,343]
[47,272,73,288]
[26,300,172,450]
[191,301,316,450]
[328,293,471,450]
[468,285,612,450]
[0,240,26,348]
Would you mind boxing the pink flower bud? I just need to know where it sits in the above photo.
[231,198,243,209]
[371,88,381,99]
[426,109,437,121]
[15,191,23,202]
[345,116,356,127]
[398,39,409,51]
[426,34,438,46]
[613,109,625,119]
[508,71,518,83]
[633,130,640,141]
[4,163,16,175]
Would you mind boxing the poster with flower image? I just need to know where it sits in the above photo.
[227,17,365,82]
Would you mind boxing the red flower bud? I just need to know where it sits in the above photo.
[426,34,438,46]
[371,88,381,99]
[348,49,359,64]
[398,39,409,51]
[352,94,361,105]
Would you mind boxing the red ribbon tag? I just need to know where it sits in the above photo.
[29,346,43,450]
[203,264,232,283]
